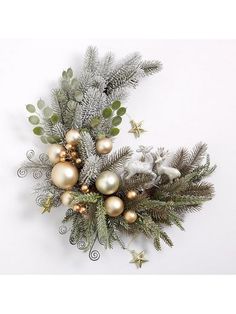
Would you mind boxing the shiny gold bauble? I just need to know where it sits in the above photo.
[73,204,81,212]
[96,137,113,154]
[51,161,79,189]
[65,129,81,145]
[60,191,74,206]
[124,210,138,223]
[60,151,67,158]
[60,157,66,162]
[70,151,78,159]
[127,190,138,200]
[65,143,73,151]
[95,171,120,195]
[48,144,66,164]
[104,196,124,217]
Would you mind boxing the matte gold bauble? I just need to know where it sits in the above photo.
[65,143,73,151]
[51,161,79,189]
[48,144,66,164]
[65,129,80,145]
[104,196,124,217]
[81,185,89,193]
[127,190,138,200]
[96,137,113,154]
[75,158,82,164]
[71,151,78,158]
[124,210,137,223]
[95,171,120,195]
[60,191,74,206]
[73,204,81,212]
[79,206,87,214]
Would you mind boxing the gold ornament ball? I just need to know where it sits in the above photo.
[60,191,74,206]
[71,151,78,159]
[75,158,82,164]
[124,210,138,223]
[95,171,120,195]
[48,144,66,164]
[96,137,113,154]
[65,129,81,145]
[79,206,87,214]
[81,185,89,193]
[65,143,73,151]
[127,190,138,200]
[51,161,79,189]
[104,196,125,217]
[60,151,67,158]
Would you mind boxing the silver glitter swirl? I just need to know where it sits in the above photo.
[17,167,28,178]
[69,236,77,245]
[39,153,49,164]
[66,208,74,217]
[32,169,43,179]
[59,225,68,235]
[89,249,100,261]
[35,195,45,206]
[77,239,87,250]
[45,169,51,179]
[53,196,61,207]
[26,150,35,161]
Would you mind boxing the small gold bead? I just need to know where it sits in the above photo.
[59,151,67,158]
[81,185,89,193]
[75,158,82,164]
[60,157,66,162]
[71,151,78,158]
[73,204,81,212]
[127,190,138,200]
[65,143,73,151]
[79,206,87,214]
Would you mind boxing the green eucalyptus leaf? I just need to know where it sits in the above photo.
[46,135,61,144]
[50,114,59,124]
[43,106,53,118]
[117,107,126,116]
[40,136,48,144]
[61,79,69,90]
[28,115,40,125]
[62,70,68,79]
[67,68,73,78]
[109,127,120,136]
[71,78,79,89]
[33,126,44,136]
[111,100,121,110]
[74,90,83,102]
[26,104,36,113]
[102,107,113,119]
[90,117,100,128]
[37,99,45,110]
[112,116,122,126]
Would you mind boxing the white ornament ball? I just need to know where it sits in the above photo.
[104,196,124,217]
[65,129,81,145]
[51,161,79,189]
[95,171,120,195]
[48,144,66,164]
[60,191,74,206]
[96,137,113,154]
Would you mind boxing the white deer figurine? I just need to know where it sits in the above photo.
[124,145,157,180]
[155,148,181,183]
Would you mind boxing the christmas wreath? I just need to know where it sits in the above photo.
[18,47,216,268]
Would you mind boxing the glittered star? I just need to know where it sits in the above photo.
[128,120,146,138]
[41,196,53,214]
[130,250,148,268]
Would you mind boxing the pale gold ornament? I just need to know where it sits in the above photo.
[95,171,120,195]
[65,143,73,151]
[71,151,78,159]
[79,206,87,214]
[60,157,66,162]
[124,210,137,223]
[59,151,67,158]
[81,185,89,193]
[65,129,81,145]
[51,161,79,189]
[104,196,124,217]
[96,137,113,154]
[48,144,66,164]
[60,191,74,206]
[126,190,137,200]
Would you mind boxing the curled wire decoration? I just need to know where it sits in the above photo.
[26,150,35,161]
[17,167,28,178]
[89,249,100,261]
[77,239,87,250]
[39,153,49,164]
[59,225,68,235]
[32,169,43,179]
[45,169,51,179]
[66,208,74,217]
[69,236,77,245]
[35,194,45,207]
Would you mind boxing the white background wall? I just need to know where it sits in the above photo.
[0,39,235,274]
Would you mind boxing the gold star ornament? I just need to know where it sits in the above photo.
[128,120,146,138]
[41,196,53,214]
[130,250,148,268]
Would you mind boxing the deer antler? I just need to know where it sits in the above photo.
[136,145,153,154]
[156,147,169,158]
